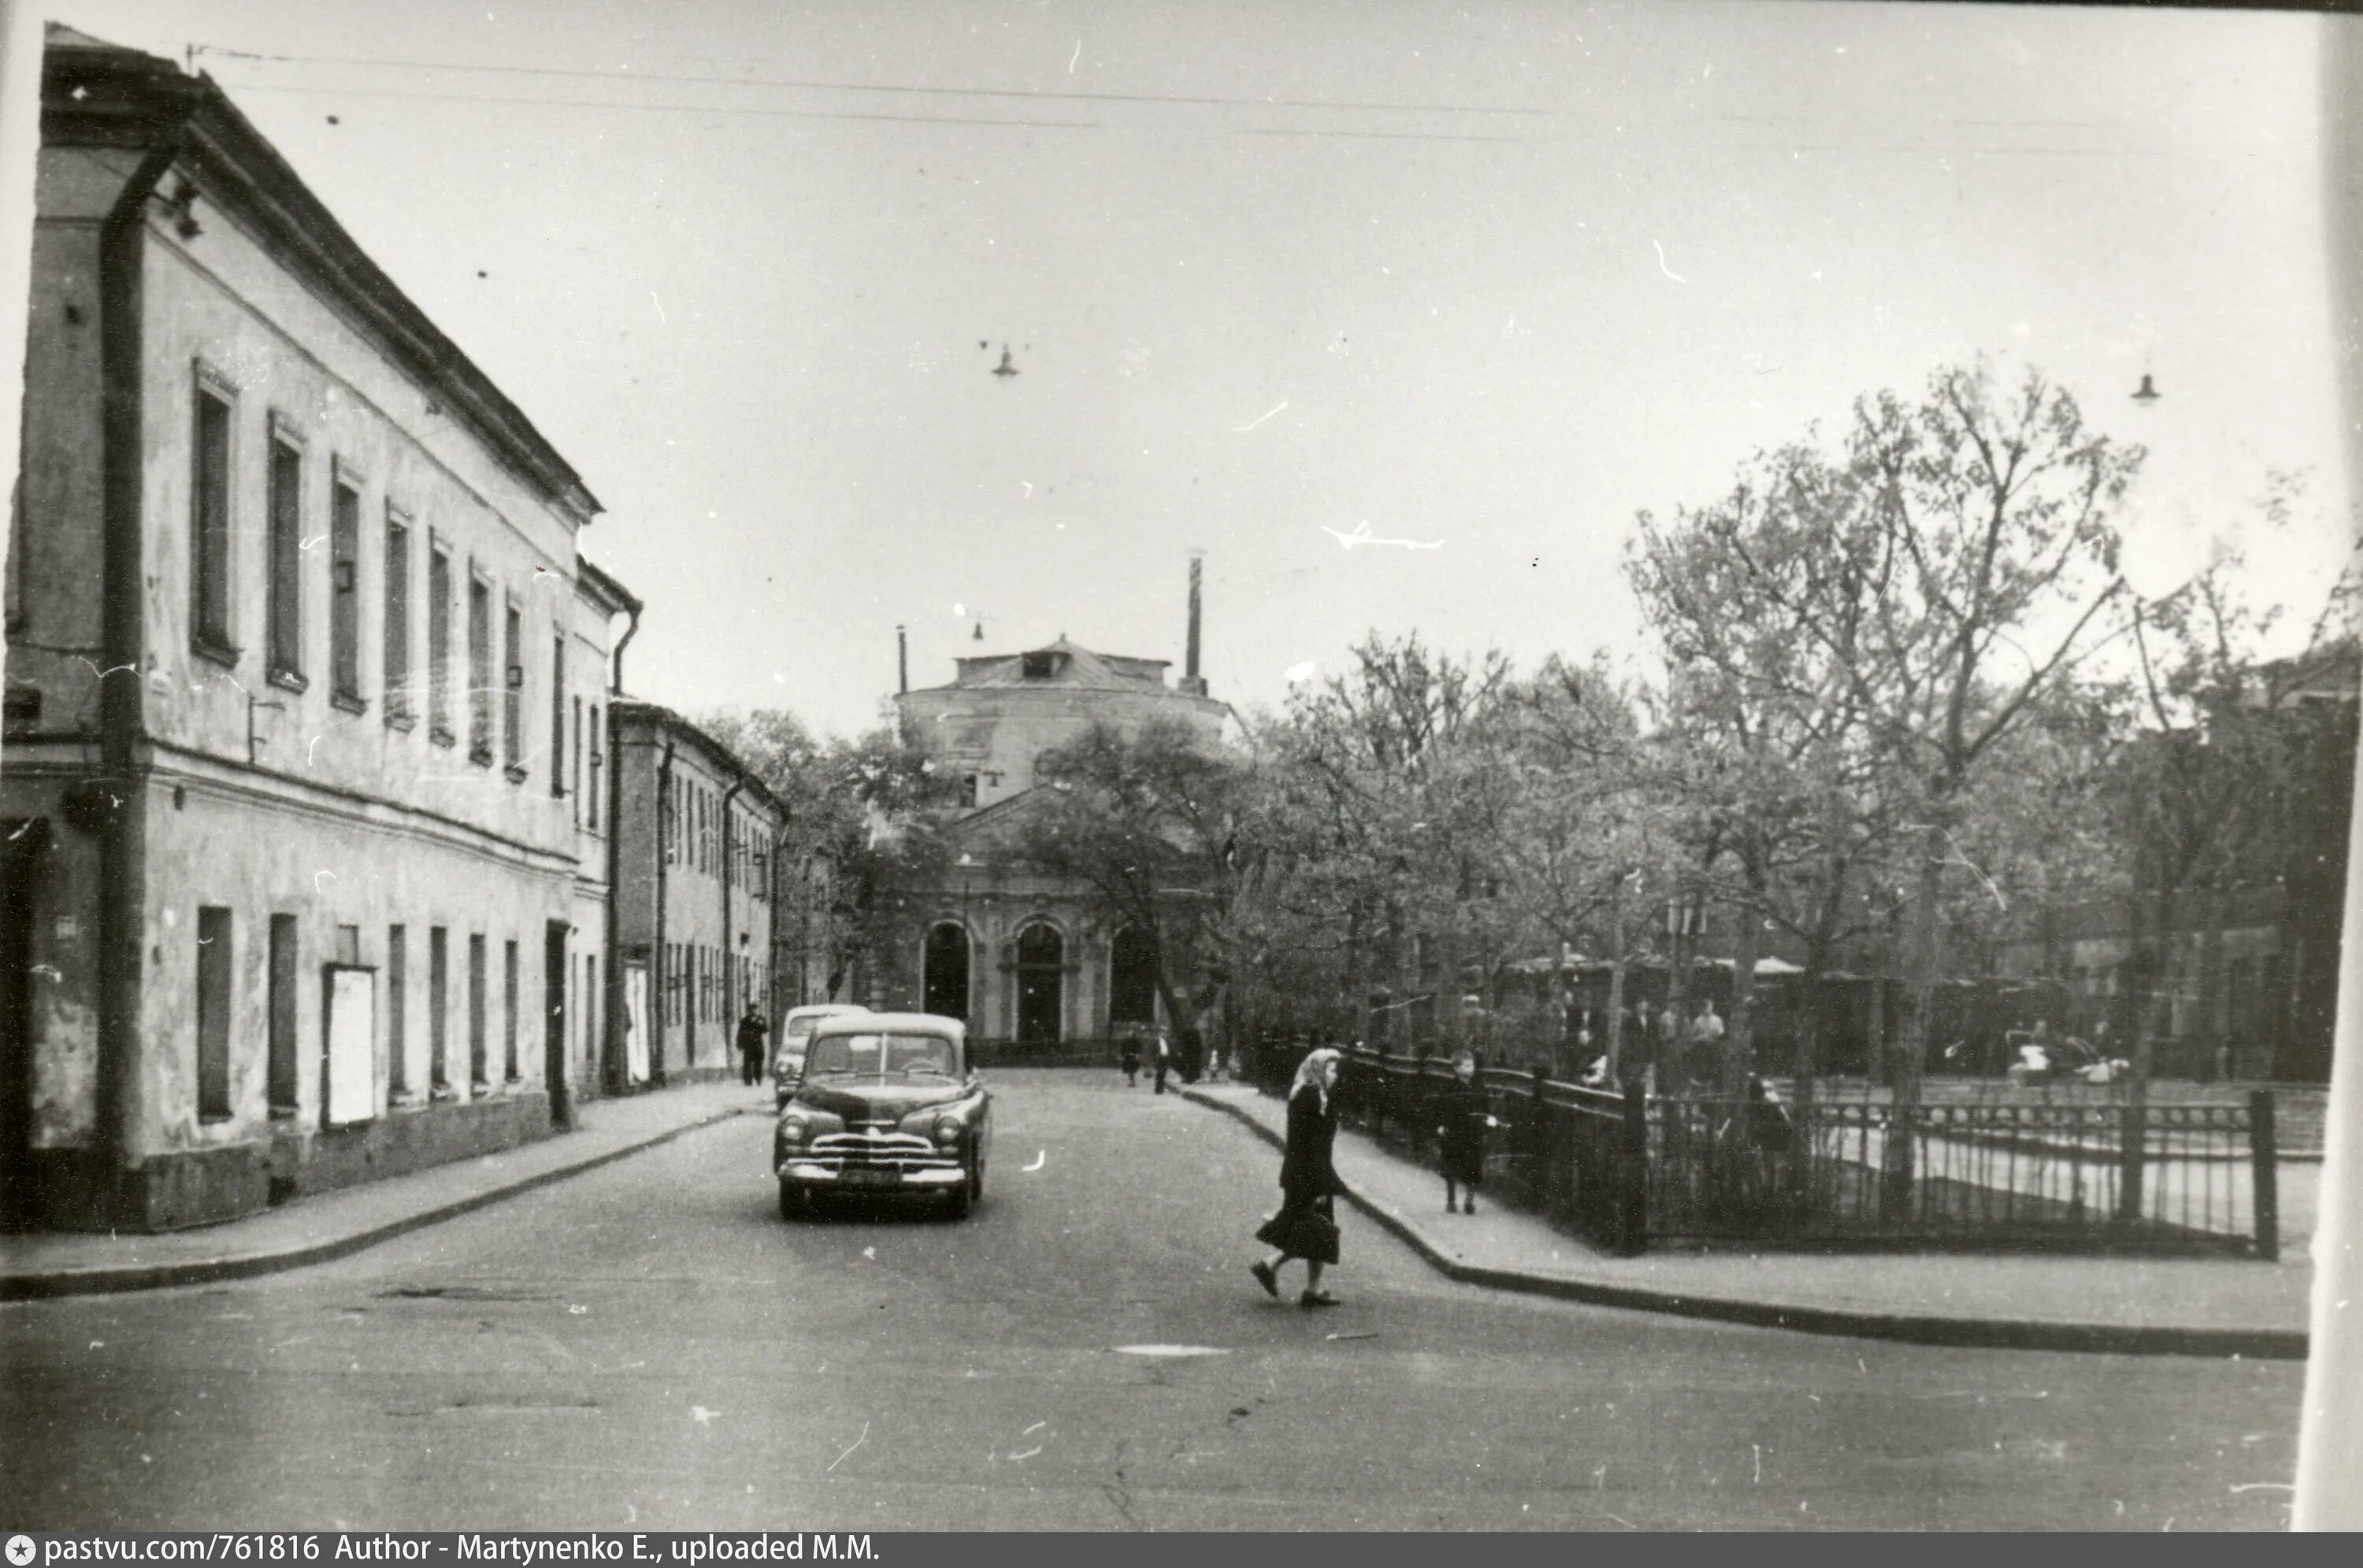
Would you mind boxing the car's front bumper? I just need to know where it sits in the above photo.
[777,1161,966,1188]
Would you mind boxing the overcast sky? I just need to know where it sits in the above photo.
[43,0,2360,736]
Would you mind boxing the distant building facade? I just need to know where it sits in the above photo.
[0,30,632,1230]
[607,702,786,1084]
[875,565,1227,1053]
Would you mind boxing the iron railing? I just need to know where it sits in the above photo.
[1333,1047,2277,1258]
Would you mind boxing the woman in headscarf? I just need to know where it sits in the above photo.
[1250,1046,1345,1307]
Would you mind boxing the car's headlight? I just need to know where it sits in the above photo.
[933,1117,963,1146]
[781,1118,810,1144]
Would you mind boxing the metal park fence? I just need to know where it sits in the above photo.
[1331,1047,2280,1259]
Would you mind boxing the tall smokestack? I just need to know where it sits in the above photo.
[1181,551,1207,696]
[896,624,908,695]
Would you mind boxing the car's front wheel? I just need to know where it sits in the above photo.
[778,1181,808,1222]
[945,1161,974,1220]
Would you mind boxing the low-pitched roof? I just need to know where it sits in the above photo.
[42,26,601,523]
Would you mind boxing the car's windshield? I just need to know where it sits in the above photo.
[806,1032,959,1080]
[786,1017,822,1044]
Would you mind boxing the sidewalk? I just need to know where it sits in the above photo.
[1182,1081,2313,1360]
[1,1081,759,1299]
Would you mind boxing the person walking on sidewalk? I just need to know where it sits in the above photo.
[736,1003,769,1088]
[1153,1032,1173,1095]
[1436,1050,1493,1214]
[1120,1033,1143,1087]
[1252,1047,1345,1307]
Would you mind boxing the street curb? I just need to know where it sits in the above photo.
[1180,1088,2309,1362]
[0,1105,753,1301]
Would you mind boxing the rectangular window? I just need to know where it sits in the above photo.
[384,511,412,727]
[588,706,602,829]
[571,697,584,821]
[388,925,408,1099]
[469,933,488,1086]
[196,907,233,1121]
[503,599,524,777]
[503,938,520,1082]
[551,635,567,798]
[329,475,362,708]
[191,387,235,656]
[268,914,299,1114]
[469,573,493,765]
[266,436,304,684]
[429,926,450,1088]
[584,955,598,1065]
[428,543,454,745]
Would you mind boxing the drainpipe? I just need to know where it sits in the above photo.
[720,779,745,1047]
[95,138,188,1222]
[652,737,675,1086]
[599,604,637,1092]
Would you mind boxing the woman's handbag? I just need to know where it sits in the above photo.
[1255,1196,1340,1263]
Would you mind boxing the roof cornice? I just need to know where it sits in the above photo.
[41,36,603,526]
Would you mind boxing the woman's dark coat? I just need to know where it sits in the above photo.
[1437,1080,1491,1186]
[1256,1082,1342,1264]
[1279,1083,1341,1204]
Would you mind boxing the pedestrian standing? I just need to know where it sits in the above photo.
[736,1003,769,1088]
[1436,1050,1493,1214]
[1251,1047,1345,1307]
[1689,996,1725,1082]
[1120,1033,1142,1087]
[1152,1032,1172,1095]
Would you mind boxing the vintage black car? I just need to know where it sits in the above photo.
[772,1012,992,1219]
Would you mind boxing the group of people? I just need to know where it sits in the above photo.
[1118,1031,1226,1092]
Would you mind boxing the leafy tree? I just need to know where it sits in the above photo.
[702,710,955,1003]
[1020,717,1272,1061]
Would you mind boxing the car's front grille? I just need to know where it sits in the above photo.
[803,1131,957,1171]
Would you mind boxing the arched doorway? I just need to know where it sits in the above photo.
[1109,925,1158,1032]
[922,921,970,1021]
[1015,922,1063,1045]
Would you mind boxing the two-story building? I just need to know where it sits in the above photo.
[0,28,634,1230]
[608,702,786,1085]
[877,558,1229,1055]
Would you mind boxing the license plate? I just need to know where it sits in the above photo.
[841,1169,898,1188]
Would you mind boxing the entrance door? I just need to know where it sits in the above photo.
[543,922,571,1129]
[1109,925,1158,1032]
[1015,922,1063,1045]
[1,821,48,1230]
[922,922,970,1022]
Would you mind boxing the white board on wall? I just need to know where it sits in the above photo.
[624,964,649,1084]
[325,966,377,1125]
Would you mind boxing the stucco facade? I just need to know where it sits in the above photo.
[879,629,1227,1055]
[0,32,630,1229]
[607,702,785,1085]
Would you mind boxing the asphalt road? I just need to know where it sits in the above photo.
[0,1072,2304,1530]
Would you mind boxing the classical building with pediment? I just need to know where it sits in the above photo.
[875,563,1228,1058]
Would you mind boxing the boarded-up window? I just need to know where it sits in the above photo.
[268,914,299,1113]
[388,925,408,1097]
[429,926,449,1087]
[503,938,520,1081]
[191,389,234,653]
[503,599,523,772]
[330,477,362,705]
[267,439,303,680]
[384,513,411,724]
[469,933,488,1085]
[428,545,453,744]
[551,636,568,798]
[196,907,232,1121]
[469,575,493,764]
